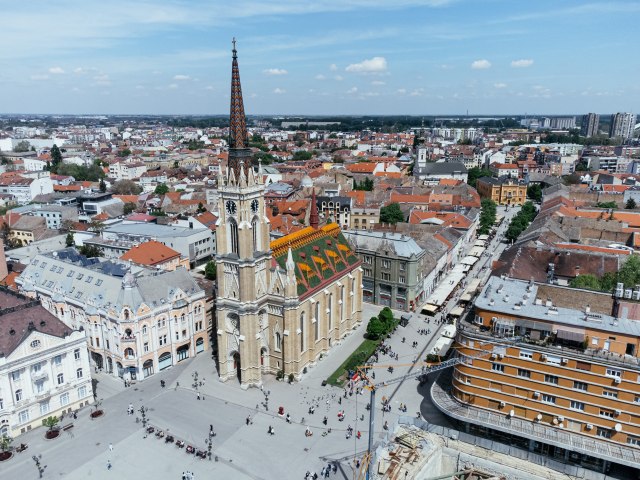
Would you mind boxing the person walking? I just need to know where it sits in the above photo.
[109,443,113,451]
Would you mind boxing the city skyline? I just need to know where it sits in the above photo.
[1,0,640,115]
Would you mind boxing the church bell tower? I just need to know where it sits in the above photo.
[215,39,271,388]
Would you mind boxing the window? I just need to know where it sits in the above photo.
[15,389,23,402]
[76,273,83,280]
[544,374,559,385]
[600,409,615,419]
[144,342,149,353]
[542,394,556,404]
[275,332,282,351]
[603,389,618,399]
[60,392,70,406]
[363,256,372,265]
[546,355,561,365]
[382,260,390,268]
[142,325,147,335]
[491,363,504,372]
[85,276,93,283]
[175,331,179,341]
[159,335,167,346]
[18,409,29,424]
[363,268,372,277]
[57,373,64,385]
[635,396,640,404]
[570,401,585,411]
[78,386,87,398]
[606,368,621,378]
[67,270,74,277]
[517,369,531,378]
[399,276,406,284]
[573,381,588,392]
[32,363,42,373]
[399,262,406,271]
[40,402,50,416]
[35,380,45,394]
[300,312,306,352]
[11,370,21,381]
[74,349,81,360]
[627,435,640,447]
[596,427,612,439]
[519,350,533,359]
[96,279,103,286]
[381,272,391,281]
[252,218,259,252]
[314,302,320,341]
[76,368,83,379]
[229,219,239,255]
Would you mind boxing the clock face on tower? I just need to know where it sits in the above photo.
[251,199,259,214]
[225,200,237,215]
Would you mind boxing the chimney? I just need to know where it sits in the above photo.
[0,239,8,283]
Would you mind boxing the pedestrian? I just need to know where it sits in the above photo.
[109,442,113,451]
[246,416,250,426]
[107,460,112,470]
[197,392,200,400]
[321,467,326,477]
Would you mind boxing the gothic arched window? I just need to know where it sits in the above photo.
[314,301,320,341]
[229,219,239,255]
[300,312,305,352]
[275,332,282,351]
[252,217,259,252]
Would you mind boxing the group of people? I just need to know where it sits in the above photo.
[305,463,337,479]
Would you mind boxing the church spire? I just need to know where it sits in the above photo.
[228,38,251,183]
[309,188,319,229]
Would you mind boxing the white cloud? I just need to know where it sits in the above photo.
[315,74,326,80]
[363,91,380,97]
[471,59,491,70]
[263,68,287,75]
[329,64,338,71]
[396,88,407,94]
[92,74,111,86]
[273,88,286,94]
[410,88,425,96]
[48,66,65,74]
[371,80,386,86]
[346,56,387,74]
[494,82,507,88]
[204,85,214,90]
[30,74,49,81]
[511,59,533,68]
[173,74,190,80]
[334,75,343,81]
[347,87,358,94]
[168,83,178,89]
[439,64,453,70]
[73,67,96,75]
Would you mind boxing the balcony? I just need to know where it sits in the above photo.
[31,371,49,382]
[431,380,640,470]
[121,335,136,343]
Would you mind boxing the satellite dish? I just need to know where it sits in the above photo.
[509,410,515,417]
[536,414,542,421]
[615,423,622,432]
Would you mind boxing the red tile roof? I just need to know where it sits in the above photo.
[120,240,180,266]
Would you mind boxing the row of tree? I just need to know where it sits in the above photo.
[478,199,497,235]
[505,202,537,243]
[466,167,492,189]
[353,177,374,191]
[365,307,396,340]
[569,255,640,293]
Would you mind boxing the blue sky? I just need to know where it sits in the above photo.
[1,0,639,115]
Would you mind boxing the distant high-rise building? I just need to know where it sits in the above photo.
[549,116,576,130]
[580,113,599,138]
[609,112,636,140]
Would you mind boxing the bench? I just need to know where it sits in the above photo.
[62,423,74,431]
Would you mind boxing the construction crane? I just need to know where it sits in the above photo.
[356,334,522,480]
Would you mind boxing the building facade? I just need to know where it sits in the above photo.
[0,289,93,438]
[476,176,527,205]
[442,276,640,473]
[16,249,209,382]
[581,113,600,138]
[215,42,363,389]
[609,112,636,140]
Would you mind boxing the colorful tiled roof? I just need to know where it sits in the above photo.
[271,224,361,298]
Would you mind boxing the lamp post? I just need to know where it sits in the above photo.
[206,434,213,461]
[32,454,46,478]
[139,406,148,428]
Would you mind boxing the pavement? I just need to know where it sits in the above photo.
[0,206,520,480]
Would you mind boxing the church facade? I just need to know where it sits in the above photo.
[215,42,363,388]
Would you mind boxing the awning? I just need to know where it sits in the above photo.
[461,256,478,266]
[460,293,473,302]
[469,246,485,257]
[478,234,490,241]
[474,240,487,247]
[557,329,585,342]
[422,304,439,314]
[450,306,464,317]
[426,264,467,306]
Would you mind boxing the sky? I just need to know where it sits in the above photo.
[1,0,639,116]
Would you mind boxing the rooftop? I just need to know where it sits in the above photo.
[343,230,424,258]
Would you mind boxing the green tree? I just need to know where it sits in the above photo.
[596,201,617,209]
[197,202,206,214]
[99,178,107,193]
[50,144,63,171]
[42,416,59,432]
[379,203,405,224]
[618,255,640,288]
[569,274,602,291]
[0,435,12,453]
[13,140,31,152]
[117,148,132,157]
[78,245,103,258]
[527,184,542,202]
[204,261,217,280]
[378,307,394,328]
[626,198,637,210]
[467,167,493,189]
[111,180,142,195]
[154,183,169,195]
[366,316,385,340]
[478,199,497,235]
[65,232,74,247]
[353,177,374,191]
[123,202,137,215]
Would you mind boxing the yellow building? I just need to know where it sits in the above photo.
[476,176,527,205]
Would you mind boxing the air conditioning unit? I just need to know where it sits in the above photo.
[499,401,506,408]
[614,377,621,384]
[498,354,504,360]
[490,353,496,360]
[561,358,568,364]
[586,424,593,430]
[533,391,540,398]
[557,416,564,422]
[541,354,547,361]
[614,410,621,417]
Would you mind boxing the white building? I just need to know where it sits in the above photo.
[109,161,147,181]
[0,289,92,438]
[0,173,54,204]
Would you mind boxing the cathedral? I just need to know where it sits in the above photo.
[215,41,363,388]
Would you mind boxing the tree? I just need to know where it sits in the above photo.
[99,178,107,193]
[626,198,637,210]
[58,219,75,233]
[78,244,103,258]
[197,202,207,214]
[65,233,74,247]
[50,144,63,171]
[111,180,142,195]
[596,201,617,209]
[379,203,405,224]
[13,140,31,152]
[366,316,385,340]
[569,274,602,291]
[478,199,497,235]
[378,307,395,330]
[467,167,492,189]
[123,202,137,215]
[618,255,640,289]
[0,435,12,454]
[173,160,180,168]
[43,416,59,432]
[117,148,132,157]
[204,261,217,280]
[154,183,169,195]
[353,177,374,191]
[527,184,542,202]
